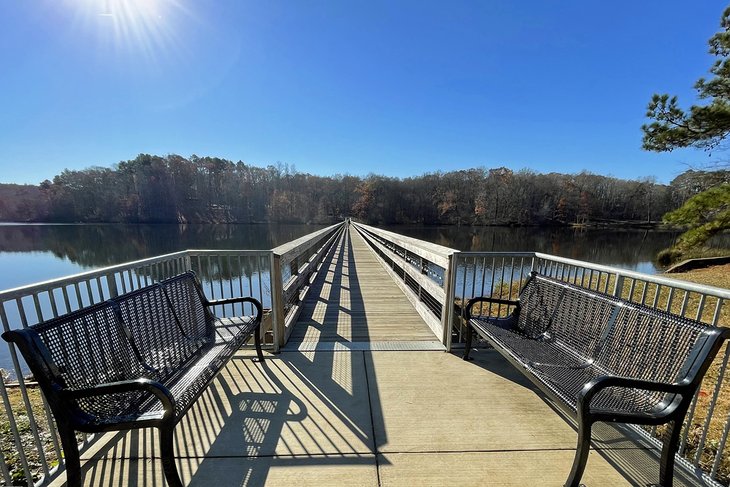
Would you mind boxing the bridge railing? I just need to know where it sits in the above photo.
[453,250,730,487]
[0,222,344,486]
[270,222,346,346]
[351,221,458,346]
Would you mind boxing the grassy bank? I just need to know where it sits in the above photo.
[1,386,57,485]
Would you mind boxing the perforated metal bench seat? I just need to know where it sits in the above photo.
[3,271,264,487]
[463,272,729,487]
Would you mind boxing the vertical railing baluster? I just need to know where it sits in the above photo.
[0,305,49,482]
[694,346,730,465]
[32,293,44,324]
[711,408,730,478]
[0,376,33,486]
[15,298,63,464]
[0,446,12,486]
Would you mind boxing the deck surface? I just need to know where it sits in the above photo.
[287,226,441,349]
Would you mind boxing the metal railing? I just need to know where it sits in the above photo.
[0,221,345,486]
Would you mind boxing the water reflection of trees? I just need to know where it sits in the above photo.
[2,223,724,278]
[0,223,326,269]
[382,225,696,269]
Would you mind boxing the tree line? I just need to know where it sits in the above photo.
[0,153,726,225]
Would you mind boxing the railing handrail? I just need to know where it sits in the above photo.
[352,221,457,268]
[186,249,272,256]
[459,250,730,299]
[272,222,343,263]
[0,250,191,302]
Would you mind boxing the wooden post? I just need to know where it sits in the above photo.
[270,252,286,351]
[440,253,457,351]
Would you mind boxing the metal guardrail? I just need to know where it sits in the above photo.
[0,222,345,486]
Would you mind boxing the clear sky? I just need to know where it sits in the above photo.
[0,0,727,185]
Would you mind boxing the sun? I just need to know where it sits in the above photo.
[71,0,189,65]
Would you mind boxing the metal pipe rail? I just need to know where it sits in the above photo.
[0,222,345,487]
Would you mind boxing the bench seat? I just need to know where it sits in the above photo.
[3,271,264,487]
[463,272,728,487]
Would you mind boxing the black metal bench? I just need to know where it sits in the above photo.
[2,271,264,487]
[462,271,729,487]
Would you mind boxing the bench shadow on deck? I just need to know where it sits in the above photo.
[51,226,705,486]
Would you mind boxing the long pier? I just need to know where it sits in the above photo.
[287,225,443,349]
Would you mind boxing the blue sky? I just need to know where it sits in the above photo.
[0,0,726,185]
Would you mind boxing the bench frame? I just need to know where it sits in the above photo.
[462,272,729,487]
[3,273,264,487]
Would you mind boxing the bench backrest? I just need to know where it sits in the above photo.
[517,274,624,362]
[4,272,211,420]
[159,272,214,340]
[596,302,708,384]
[24,301,151,420]
[110,272,210,377]
[519,273,710,384]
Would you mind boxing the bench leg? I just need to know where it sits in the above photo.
[159,425,183,487]
[565,417,592,487]
[657,419,681,487]
[58,424,82,487]
[253,326,265,362]
[462,323,474,361]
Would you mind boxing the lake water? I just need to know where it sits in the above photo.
[0,223,682,374]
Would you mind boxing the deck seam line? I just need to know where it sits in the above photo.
[87,445,656,461]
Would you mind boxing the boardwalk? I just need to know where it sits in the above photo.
[47,223,698,487]
[288,226,442,349]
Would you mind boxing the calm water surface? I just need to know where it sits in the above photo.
[0,223,682,293]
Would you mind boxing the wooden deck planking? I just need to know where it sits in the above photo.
[287,226,438,345]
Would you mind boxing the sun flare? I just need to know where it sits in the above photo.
[71,0,188,64]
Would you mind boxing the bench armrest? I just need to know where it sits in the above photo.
[206,296,262,323]
[577,375,692,418]
[64,378,176,420]
[465,296,519,320]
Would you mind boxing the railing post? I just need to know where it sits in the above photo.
[269,252,285,352]
[613,274,625,298]
[106,273,119,299]
[441,252,458,351]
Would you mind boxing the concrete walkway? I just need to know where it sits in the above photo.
[52,347,696,487]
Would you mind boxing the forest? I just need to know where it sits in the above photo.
[0,154,727,225]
